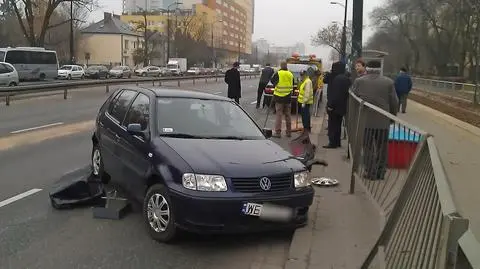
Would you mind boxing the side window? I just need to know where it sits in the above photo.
[4,64,14,72]
[0,64,8,74]
[5,51,26,64]
[108,90,137,123]
[124,93,150,130]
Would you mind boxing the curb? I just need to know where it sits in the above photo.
[285,113,325,269]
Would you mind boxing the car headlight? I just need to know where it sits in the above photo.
[294,171,310,188]
[182,173,228,192]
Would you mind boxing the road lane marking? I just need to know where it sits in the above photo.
[0,189,43,208]
[213,91,222,94]
[250,101,257,104]
[10,122,64,134]
[0,120,94,152]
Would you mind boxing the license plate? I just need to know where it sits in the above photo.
[242,203,294,222]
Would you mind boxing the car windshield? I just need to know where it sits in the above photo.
[60,65,72,70]
[87,66,102,71]
[287,63,318,81]
[112,66,123,70]
[157,97,265,140]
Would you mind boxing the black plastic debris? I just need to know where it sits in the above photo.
[49,165,105,210]
[92,190,131,220]
[289,130,316,161]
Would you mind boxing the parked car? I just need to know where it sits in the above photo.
[159,67,172,77]
[57,65,85,80]
[109,66,132,78]
[0,62,19,86]
[135,66,162,77]
[85,65,110,79]
[91,87,315,242]
[186,67,201,75]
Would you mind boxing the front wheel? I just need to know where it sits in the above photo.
[91,144,110,184]
[143,184,177,243]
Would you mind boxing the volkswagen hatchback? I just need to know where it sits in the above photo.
[91,87,315,242]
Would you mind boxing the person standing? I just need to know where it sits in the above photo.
[394,67,413,113]
[270,62,294,138]
[224,62,241,104]
[256,63,274,109]
[324,61,351,148]
[297,70,314,132]
[354,58,367,77]
[352,60,399,180]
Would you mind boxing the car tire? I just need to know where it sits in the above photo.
[8,82,17,86]
[143,184,177,243]
[142,73,147,77]
[91,144,110,184]
[67,74,72,80]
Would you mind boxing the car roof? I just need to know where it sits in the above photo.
[128,87,231,101]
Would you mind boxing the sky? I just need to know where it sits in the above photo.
[90,0,385,62]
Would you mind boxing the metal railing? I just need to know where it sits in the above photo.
[0,74,257,106]
[411,77,479,104]
[344,91,480,268]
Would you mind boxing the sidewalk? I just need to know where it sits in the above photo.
[284,116,381,269]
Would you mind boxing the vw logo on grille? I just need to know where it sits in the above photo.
[259,177,271,191]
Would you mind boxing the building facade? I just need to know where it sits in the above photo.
[77,13,144,67]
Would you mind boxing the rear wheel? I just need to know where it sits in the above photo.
[91,144,110,184]
[143,184,177,243]
[8,82,17,86]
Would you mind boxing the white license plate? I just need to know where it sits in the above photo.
[242,203,294,222]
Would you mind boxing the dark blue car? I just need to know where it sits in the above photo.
[91,87,315,242]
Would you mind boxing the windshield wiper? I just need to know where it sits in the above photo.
[207,136,247,140]
[159,133,208,139]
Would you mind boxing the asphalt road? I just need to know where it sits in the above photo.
[0,78,296,269]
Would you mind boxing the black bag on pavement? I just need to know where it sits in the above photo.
[49,165,105,209]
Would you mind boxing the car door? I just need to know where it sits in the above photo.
[100,89,138,183]
[0,64,9,85]
[116,93,152,200]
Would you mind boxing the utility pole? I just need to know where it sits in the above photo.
[351,0,363,77]
[340,0,348,63]
[237,41,241,62]
[69,0,74,64]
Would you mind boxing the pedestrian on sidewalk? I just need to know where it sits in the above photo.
[224,62,241,104]
[351,60,399,180]
[256,63,274,109]
[270,62,294,138]
[324,61,351,149]
[298,70,314,132]
[394,67,413,113]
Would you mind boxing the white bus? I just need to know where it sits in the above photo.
[0,47,58,81]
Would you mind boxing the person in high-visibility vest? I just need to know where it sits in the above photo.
[270,61,294,138]
[298,70,314,132]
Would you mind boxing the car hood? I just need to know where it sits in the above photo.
[156,138,305,178]
[58,70,70,73]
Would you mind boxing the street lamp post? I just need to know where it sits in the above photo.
[211,20,223,68]
[330,1,348,63]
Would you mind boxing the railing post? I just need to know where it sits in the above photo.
[64,89,68,99]
[158,81,162,86]
[152,80,155,86]
[349,101,366,194]
[177,80,180,87]
[435,214,469,269]
[216,76,218,82]
[5,95,10,106]
[205,77,208,83]
[193,78,195,85]
[106,85,109,93]
[136,81,139,86]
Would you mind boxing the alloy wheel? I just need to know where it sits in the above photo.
[147,193,170,232]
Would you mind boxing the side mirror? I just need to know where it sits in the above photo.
[262,128,273,138]
[127,123,144,137]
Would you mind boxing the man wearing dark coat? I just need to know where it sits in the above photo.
[224,62,242,104]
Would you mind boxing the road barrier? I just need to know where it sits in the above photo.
[344,91,480,268]
[411,77,478,104]
[0,74,257,106]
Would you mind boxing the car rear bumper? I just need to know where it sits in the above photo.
[169,188,314,234]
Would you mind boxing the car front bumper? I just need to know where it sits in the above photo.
[169,188,314,234]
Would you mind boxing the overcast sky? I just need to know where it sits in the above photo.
[92,0,385,62]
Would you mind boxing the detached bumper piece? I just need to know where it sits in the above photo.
[49,165,105,209]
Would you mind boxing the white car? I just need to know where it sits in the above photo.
[58,65,85,80]
[0,62,19,86]
[187,67,201,75]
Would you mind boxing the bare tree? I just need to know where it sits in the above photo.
[8,0,96,47]
[311,22,343,54]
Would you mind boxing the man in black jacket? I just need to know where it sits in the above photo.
[224,62,241,104]
[257,63,274,108]
[324,61,351,149]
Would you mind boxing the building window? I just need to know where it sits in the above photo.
[124,40,129,50]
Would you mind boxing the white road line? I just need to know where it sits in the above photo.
[10,122,64,134]
[250,101,257,105]
[213,91,222,95]
[0,188,43,208]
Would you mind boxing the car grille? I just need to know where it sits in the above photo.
[230,174,293,193]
